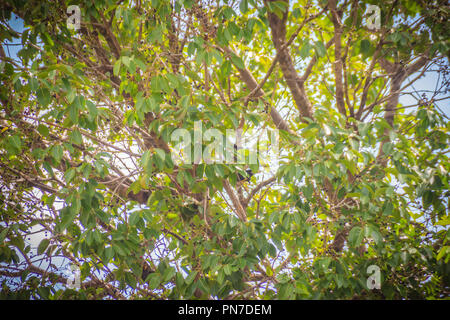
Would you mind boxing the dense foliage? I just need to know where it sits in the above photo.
[0,0,449,299]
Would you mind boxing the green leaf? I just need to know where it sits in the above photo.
[224,264,232,275]
[8,135,22,154]
[60,206,77,229]
[240,0,248,13]
[368,225,383,246]
[299,41,312,58]
[86,101,98,120]
[104,246,114,262]
[37,124,50,137]
[135,92,144,112]
[314,41,326,57]
[141,150,154,174]
[133,57,147,71]
[68,102,79,124]
[185,271,197,285]
[348,226,364,248]
[128,180,142,195]
[64,168,76,183]
[37,238,50,255]
[360,39,371,56]
[51,145,63,163]
[436,217,450,226]
[43,161,54,177]
[36,88,51,107]
[70,129,83,144]
[37,287,50,299]
[383,201,393,216]
[93,230,102,244]
[122,56,131,68]
[176,170,185,188]
[155,148,166,162]
[162,267,176,282]
[230,54,245,69]
[0,228,8,242]
[382,142,393,155]
[125,272,137,288]
[128,211,140,226]
[113,59,121,76]
[28,77,39,91]
[436,246,449,261]
[147,273,160,289]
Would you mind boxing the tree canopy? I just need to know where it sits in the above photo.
[0,0,449,299]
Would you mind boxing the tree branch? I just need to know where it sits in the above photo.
[265,0,314,120]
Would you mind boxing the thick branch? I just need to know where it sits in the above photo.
[243,176,277,208]
[222,46,295,135]
[376,55,430,164]
[329,0,346,116]
[223,180,247,222]
[265,0,314,120]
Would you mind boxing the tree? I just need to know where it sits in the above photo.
[0,0,448,299]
